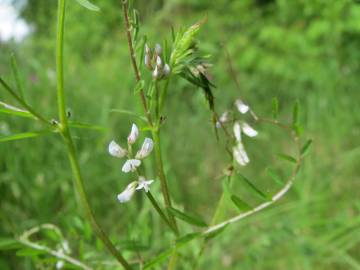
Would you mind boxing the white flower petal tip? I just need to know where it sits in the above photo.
[135,138,154,159]
[56,260,64,269]
[136,176,154,193]
[233,143,250,166]
[117,182,137,203]
[122,159,141,173]
[108,140,127,158]
[233,121,242,142]
[235,99,249,114]
[242,122,258,137]
[216,111,229,128]
[127,124,139,145]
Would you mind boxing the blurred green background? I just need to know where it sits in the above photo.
[1,0,359,269]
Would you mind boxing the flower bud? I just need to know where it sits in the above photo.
[156,55,162,68]
[144,54,152,69]
[108,140,127,158]
[233,142,249,166]
[233,121,242,142]
[135,138,154,159]
[235,99,249,114]
[155,43,162,55]
[145,43,151,55]
[122,159,141,173]
[163,63,171,77]
[127,123,139,145]
[242,122,258,137]
[152,65,161,80]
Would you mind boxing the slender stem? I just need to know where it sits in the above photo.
[151,129,179,233]
[167,249,178,270]
[146,192,178,235]
[56,1,132,269]
[121,0,153,126]
[0,77,50,126]
[18,238,92,270]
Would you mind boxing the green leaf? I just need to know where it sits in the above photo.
[167,207,207,227]
[0,130,52,143]
[75,0,100,11]
[144,233,202,269]
[237,173,268,201]
[205,224,228,240]
[0,108,33,118]
[292,100,299,125]
[277,153,297,163]
[68,121,105,131]
[175,232,202,247]
[0,238,21,250]
[301,139,313,156]
[222,176,231,196]
[134,79,145,94]
[10,54,25,99]
[272,97,279,119]
[110,109,147,122]
[16,247,46,257]
[266,168,284,186]
[144,248,173,269]
[231,195,252,211]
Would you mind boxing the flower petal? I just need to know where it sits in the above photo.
[122,159,141,173]
[235,99,249,114]
[233,121,242,142]
[127,123,139,145]
[136,176,154,192]
[108,140,127,158]
[135,138,154,159]
[233,143,249,166]
[216,111,229,128]
[242,122,258,137]
[117,182,137,203]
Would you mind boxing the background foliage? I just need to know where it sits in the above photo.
[1,0,359,269]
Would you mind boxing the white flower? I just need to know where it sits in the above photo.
[56,260,64,269]
[145,43,151,54]
[235,99,249,114]
[233,142,249,166]
[117,181,137,203]
[155,43,162,55]
[216,111,229,128]
[122,159,141,173]
[127,123,139,145]
[156,55,162,68]
[233,121,242,142]
[242,122,258,137]
[152,65,160,79]
[163,63,171,77]
[135,138,154,159]
[108,140,127,158]
[136,176,154,192]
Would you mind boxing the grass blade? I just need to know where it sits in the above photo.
[266,167,284,186]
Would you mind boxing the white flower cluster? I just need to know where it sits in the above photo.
[144,43,170,80]
[217,99,258,166]
[109,124,154,203]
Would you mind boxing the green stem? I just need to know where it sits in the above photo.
[56,1,132,269]
[167,249,178,270]
[146,192,178,235]
[151,128,179,233]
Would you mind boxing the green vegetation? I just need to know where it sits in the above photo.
[1,0,359,269]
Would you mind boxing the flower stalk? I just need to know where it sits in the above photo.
[56,1,132,269]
